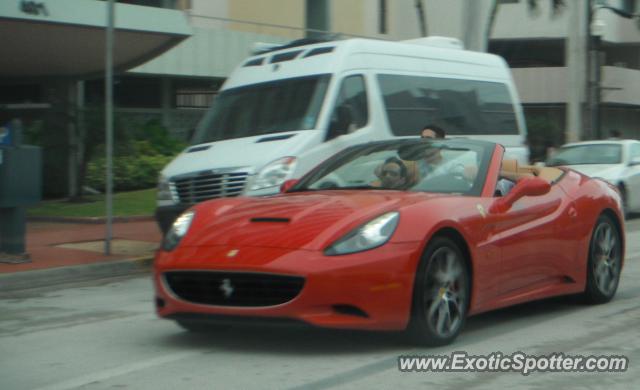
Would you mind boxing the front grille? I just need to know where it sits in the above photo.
[172,171,248,204]
[164,271,305,307]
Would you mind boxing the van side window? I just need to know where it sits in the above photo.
[327,75,368,139]
[377,74,518,136]
[630,143,640,160]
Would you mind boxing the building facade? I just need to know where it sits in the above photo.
[2,0,640,195]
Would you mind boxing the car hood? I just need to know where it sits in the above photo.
[564,164,623,182]
[182,191,441,251]
[161,130,320,178]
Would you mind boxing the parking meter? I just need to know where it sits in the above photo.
[0,120,42,256]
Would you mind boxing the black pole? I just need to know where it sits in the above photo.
[415,0,427,37]
[594,34,602,139]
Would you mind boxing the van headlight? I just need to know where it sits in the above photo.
[157,174,175,202]
[250,156,297,191]
[162,210,195,251]
[325,212,400,256]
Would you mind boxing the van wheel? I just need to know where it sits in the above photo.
[407,237,469,346]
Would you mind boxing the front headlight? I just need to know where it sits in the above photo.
[157,174,175,202]
[250,156,297,191]
[325,212,400,256]
[162,210,195,251]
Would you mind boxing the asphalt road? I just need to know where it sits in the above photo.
[1,222,639,389]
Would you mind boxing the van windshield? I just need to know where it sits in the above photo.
[192,75,331,144]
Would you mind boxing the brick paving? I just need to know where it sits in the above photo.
[0,220,162,274]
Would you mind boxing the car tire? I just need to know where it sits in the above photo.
[583,214,622,304]
[407,236,470,346]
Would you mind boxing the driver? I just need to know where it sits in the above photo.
[374,157,409,189]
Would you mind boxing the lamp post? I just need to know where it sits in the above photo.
[587,2,637,140]
[105,0,114,255]
[589,17,604,140]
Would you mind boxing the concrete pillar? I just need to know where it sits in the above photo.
[461,0,494,52]
[565,1,589,142]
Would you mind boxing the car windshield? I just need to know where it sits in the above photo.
[547,144,622,166]
[293,140,493,196]
[191,75,330,144]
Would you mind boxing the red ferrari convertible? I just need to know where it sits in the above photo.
[154,139,625,346]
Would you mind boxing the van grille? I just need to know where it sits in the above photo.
[164,271,305,307]
[172,171,248,204]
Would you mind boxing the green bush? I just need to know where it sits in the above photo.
[86,154,175,191]
[84,117,187,192]
[525,115,565,163]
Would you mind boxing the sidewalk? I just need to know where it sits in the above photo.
[0,219,163,292]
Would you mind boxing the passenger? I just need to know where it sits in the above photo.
[420,124,446,140]
[417,124,446,177]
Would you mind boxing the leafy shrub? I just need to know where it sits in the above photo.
[525,115,564,163]
[84,117,187,192]
[85,154,175,191]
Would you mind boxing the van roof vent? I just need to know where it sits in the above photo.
[243,57,265,67]
[252,38,333,55]
[270,50,303,64]
[303,46,335,58]
[402,36,464,50]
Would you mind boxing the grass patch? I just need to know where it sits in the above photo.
[28,189,156,218]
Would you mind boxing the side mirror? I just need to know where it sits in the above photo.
[326,105,352,140]
[490,176,551,213]
[280,179,298,193]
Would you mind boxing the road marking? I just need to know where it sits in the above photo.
[31,351,200,390]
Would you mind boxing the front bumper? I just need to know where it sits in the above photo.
[154,242,422,331]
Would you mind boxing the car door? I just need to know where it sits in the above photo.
[488,180,574,297]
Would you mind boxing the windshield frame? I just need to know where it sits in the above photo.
[291,139,495,197]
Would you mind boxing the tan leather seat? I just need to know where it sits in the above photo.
[501,159,563,183]
[500,159,530,182]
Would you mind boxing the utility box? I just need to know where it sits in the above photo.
[0,145,42,207]
[0,120,42,257]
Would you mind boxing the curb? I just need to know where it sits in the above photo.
[0,256,153,294]
[28,216,155,224]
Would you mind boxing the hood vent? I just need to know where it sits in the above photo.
[186,145,211,153]
[256,134,296,143]
[250,217,291,223]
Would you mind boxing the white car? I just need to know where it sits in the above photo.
[547,139,640,215]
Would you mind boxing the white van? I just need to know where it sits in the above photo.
[155,36,528,232]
